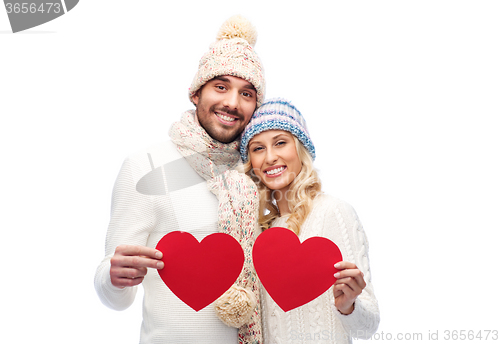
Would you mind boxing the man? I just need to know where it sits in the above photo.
[94,15,264,344]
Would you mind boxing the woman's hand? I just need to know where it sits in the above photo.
[333,261,366,315]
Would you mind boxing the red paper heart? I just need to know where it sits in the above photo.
[253,227,343,312]
[156,231,244,311]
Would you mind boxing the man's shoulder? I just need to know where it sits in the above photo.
[125,140,180,168]
[122,140,206,193]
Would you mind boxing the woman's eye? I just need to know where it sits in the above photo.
[252,146,263,152]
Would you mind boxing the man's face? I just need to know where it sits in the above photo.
[192,75,257,143]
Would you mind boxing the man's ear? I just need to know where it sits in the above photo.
[192,90,200,106]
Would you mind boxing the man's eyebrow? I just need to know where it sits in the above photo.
[244,84,257,92]
[213,76,230,82]
[213,76,256,92]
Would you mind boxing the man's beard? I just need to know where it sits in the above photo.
[197,106,243,143]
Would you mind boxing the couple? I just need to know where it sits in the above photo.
[94,15,379,344]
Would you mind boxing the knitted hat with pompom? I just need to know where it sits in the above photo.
[188,15,265,107]
[240,98,316,163]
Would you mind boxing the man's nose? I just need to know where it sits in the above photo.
[222,89,239,110]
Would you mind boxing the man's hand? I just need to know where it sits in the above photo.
[110,245,164,288]
[333,261,366,315]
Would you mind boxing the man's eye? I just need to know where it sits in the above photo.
[242,91,253,97]
[216,85,226,90]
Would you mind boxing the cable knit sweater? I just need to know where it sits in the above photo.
[260,194,380,344]
[94,140,239,343]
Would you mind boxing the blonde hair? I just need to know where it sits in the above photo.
[243,136,322,234]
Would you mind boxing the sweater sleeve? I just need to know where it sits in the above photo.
[330,200,380,339]
[94,156,155,310]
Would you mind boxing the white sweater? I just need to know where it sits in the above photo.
[94,141,238,343]
[260,194,380,344]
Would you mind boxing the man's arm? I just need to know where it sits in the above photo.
[94,156,158,310]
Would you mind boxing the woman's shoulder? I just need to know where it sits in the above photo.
[314,193,354,209]
[312,193,359,219]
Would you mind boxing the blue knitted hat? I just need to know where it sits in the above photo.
[240,98,316,163]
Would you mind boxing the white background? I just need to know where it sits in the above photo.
[1,1,499,343]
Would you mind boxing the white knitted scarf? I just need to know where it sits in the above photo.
[169,110,262,344]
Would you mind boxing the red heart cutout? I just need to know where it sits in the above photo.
[253,227,343,312]
[156,231,244,311]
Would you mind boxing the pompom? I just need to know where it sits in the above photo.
[214,285,257,328]
[216,15,257,47]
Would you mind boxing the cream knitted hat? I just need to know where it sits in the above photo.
[188,15,266,107]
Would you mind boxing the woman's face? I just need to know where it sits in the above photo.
[248,130,302,194]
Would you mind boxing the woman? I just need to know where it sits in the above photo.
[239,98,380,343]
